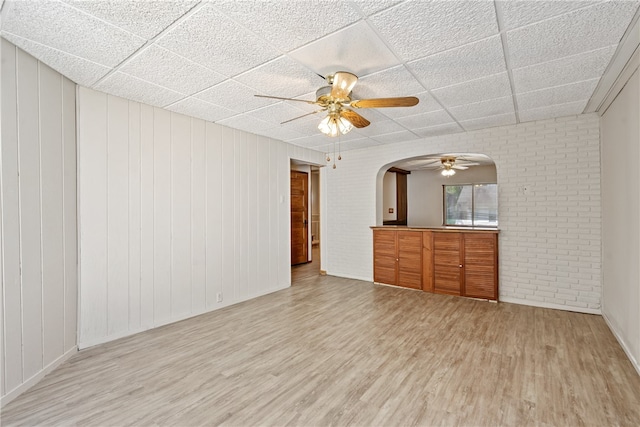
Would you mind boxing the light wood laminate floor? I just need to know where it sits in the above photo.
[2,273,639,426]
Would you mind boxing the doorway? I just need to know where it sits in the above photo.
[291,163,321,282]
[290,170,308,265]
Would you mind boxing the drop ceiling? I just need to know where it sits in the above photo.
[2,0,638,153]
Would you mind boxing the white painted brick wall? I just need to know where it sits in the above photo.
[323,114,601,313]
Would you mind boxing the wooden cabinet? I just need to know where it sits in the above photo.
[373,227,498,301]
[373,229,422,289]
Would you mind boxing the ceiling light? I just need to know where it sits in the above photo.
[442,169,456,177]
[318,113,353,137]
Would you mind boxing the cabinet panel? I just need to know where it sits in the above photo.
[422,231,433,292]
[373,230,397,285]
[433,233,462,295]
[397,231,422,289]
[464,233,498,300]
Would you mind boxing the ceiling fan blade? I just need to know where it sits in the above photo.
[351,97,419,108]
[280,109,325,124]
[340,110,370,128]
[254,94,318,105]
[331,71,358,100]
[452,165,468,170]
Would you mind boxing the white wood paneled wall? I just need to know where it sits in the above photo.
[1,39,78,406]
[77,87,324,348]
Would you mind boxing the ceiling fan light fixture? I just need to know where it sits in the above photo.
[442,168,456,177]
[318,113,353,137]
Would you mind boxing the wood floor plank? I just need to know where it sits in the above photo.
[2,268,639,426]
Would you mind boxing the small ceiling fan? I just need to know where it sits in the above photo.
[417,156,480,177]
[255,71,419,137]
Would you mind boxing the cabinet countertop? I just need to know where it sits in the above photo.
[370,225,499,233]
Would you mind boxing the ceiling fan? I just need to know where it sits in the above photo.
[418,156,480,177]
[255,71,419,137]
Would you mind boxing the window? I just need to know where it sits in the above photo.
[444,184,497,227]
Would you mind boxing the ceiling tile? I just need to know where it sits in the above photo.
[120,45,226,95]
[337,138,381,151]
[244,102,317,127]
[506,2,639,69]
[1,0,145,67]
[380,91,443,119]
[368,1,498,61]
[261,126,306,142]
[166,97,237,123]
[409,36,506,89]
[217,114,273,134]
[497,1,600,30]
[459,112,516,131]
[512,45,616,93]
[288,134,333,149]
[413,123,463,138]
[517,79,599,111]
[235,56,322,98]
[432,72,512,108]
[449,96,514,122]
[62,0,199,39]
[2,33,110,86]
[397,110,454,129]
[288,21,400,78]
[94,72,184,107]
[216,1,360,53]
[354,65,425,99]
[373,131,421,145]
[353,119,407,137]
[196,79,274,112]
[156,4,280,77]
[351,0,404,16]
[519,100,587,123]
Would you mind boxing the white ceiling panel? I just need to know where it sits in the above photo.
[235,56,322,99]
[121,45,226,95]
[506,2,639,69]
[2,33,110,86]
[95,72,184,107]
[288,21,400,78]
[519,100,587,123]
[497,1,600,30]
[517,79,599,111]
[459,112,516,131]
[368,1,498,61]
[62,0,199,39]
[432,72,512,108]
[409,36,506,89]
[166,97,237,123]
[216,1,360,53]
[449,96,514,122]
[3,0,638,152]
[1,0,145,66]
[512,45,617,93]
[156,4,280,77]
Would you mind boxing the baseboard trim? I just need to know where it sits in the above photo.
[78,284,290,350]
[1,346,77,408]
[499,296,602,315]
[326,272,372,282]
[602,312,640,377]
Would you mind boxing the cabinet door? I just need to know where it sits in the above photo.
[433,233,462,295]
[373,230,397,285]
[397,231,422,289]
[422,231,434,292]
[464,233,498,300]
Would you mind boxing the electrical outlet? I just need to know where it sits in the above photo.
[216,292,223,303]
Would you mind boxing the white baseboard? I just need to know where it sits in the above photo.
[499,296,602,315]
[1,346,77,408]
[602,312,640,377]
[78,284,290,350]
[326,272,372,282]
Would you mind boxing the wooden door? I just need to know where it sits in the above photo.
[397,231,422,289]
[373,230,397,285]
[290,171,308,265]
[464,233,498,300]
[433,232,462,295]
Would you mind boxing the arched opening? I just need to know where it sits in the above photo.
[377,153,497,227]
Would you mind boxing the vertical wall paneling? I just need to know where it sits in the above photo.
[128,101,142,330]
[17,49,44,381]
[205,122,223,309]
[191,119,206,313]
[62,78,77,351]
[170,113,192,318]
[139,104,155,327]
[153,108,172,324]
[77,87,325,347]
[39,63,65,366]
[1,38,24,395]
[107,95,130,335]
[2,41,77,405]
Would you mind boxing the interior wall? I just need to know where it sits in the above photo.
[1,39,77,406]
[323,114,602,314]
[407,165,497,226]
[77,87,324,348]
[601,66,640,374]
[382,171,397,221]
